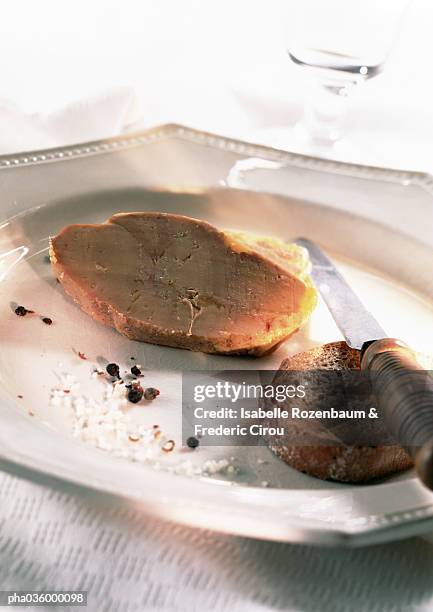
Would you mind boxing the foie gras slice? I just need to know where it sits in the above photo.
[50,212,317,355]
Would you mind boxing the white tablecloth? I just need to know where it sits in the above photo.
[2,471,433,612]
[1,1,433,610]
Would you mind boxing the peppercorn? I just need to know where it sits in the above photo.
[15,305,33,316]
[131,365,142,377]
[106,363,120,378]
[144,387,160,400]
[186,436,199,449]
[42,317,53,325]
[162,440,175,453]
[128,386,143,403]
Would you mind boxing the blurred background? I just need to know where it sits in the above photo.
[0,0,432,168]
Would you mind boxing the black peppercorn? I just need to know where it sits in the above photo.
[144,387,160,400]
[128,386,143,403]
[15,305,33,316]
[106,363,120,378]
[131,365,142,377]
[186,436,199,449]
[42,317,53,325]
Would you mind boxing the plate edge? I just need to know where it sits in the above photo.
[1,443,433,546]
[0,123,432,197]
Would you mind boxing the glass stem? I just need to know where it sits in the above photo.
[299,77,356,144]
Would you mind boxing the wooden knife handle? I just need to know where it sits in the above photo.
[361,338,433,490]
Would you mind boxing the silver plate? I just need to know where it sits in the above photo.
[1,124,433,547]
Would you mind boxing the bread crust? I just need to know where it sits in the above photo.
[268,442,412,483]
[264,341,413,482]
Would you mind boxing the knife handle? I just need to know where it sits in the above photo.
[361,338,433,489]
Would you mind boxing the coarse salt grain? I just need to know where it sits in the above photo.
[202,459,230,475]
[49,369,235,478]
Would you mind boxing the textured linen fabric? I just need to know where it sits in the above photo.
[2,471,433,612]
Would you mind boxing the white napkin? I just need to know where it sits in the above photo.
[0,87,142,155]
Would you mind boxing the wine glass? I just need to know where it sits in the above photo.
[286,0,411,152]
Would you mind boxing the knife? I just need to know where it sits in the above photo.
[296,237,433,490]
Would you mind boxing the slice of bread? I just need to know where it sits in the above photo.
[263,341,413,482]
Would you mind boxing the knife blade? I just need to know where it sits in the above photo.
[295,238,386,349]
[296,237,433,490]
